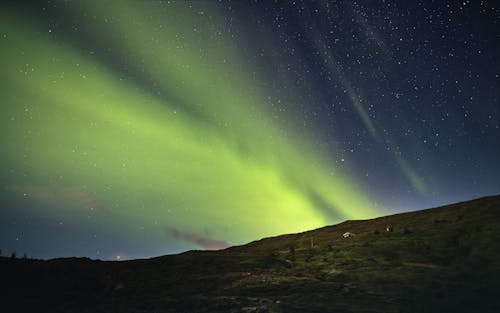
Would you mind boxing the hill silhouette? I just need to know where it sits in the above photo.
[2,195,500,312]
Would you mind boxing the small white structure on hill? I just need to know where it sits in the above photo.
[342,232,355,238]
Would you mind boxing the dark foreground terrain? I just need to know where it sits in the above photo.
[2,196,500,313]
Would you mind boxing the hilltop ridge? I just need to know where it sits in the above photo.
[2,195,500,312]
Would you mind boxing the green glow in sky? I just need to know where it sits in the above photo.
[0,2,380,258]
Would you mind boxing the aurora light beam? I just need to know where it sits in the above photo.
[0,1,378,259]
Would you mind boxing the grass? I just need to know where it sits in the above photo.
[1,195,500,312]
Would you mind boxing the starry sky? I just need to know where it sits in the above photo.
[1,0,499,260]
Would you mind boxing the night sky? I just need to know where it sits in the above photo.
[1,0,499,260]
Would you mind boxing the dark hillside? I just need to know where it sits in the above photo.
[2,195,500,312]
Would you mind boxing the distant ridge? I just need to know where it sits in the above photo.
[2,195,500,312]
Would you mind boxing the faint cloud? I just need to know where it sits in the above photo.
[350,2,390,55]
[165,227,229,250]
[8,184,113,216]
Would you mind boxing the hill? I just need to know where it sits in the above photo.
[2,195,500,312]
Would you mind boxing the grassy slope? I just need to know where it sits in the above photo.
[1,195,500,313]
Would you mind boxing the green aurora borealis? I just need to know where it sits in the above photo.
[3,1,499,260]
[1,2,379,258]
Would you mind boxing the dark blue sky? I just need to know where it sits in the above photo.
[1,0,499,260]
[228,0,500,210]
